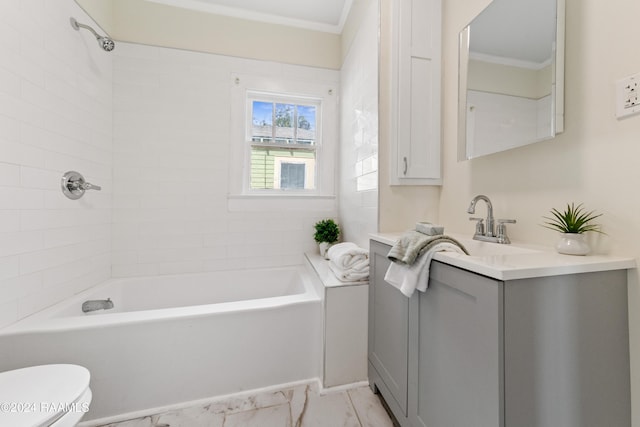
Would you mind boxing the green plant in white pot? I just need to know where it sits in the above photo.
[542,203,603,255]
[314,219,340,259]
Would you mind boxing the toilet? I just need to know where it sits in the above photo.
[0,364,92,427]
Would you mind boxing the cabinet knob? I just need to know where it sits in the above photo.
[403,157,408,175]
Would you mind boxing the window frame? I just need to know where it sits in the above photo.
[246,92,321,192]
[230,74,337,199]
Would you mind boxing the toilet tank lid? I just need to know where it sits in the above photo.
[0,364,90,426]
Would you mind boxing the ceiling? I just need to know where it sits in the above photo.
[144,0,353,33]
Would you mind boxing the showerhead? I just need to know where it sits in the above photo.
[70,17,115,52]
[98,36,115,52]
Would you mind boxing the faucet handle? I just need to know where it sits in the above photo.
[469,217,485,235]
[496,219,516,244]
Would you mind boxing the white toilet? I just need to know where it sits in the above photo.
[0,364,92,427]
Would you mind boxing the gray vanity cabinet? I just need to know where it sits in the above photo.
[369,240,631,427]
[368,240,410,419]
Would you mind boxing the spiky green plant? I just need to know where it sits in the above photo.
[313,219,340,243]
[542,203,603,234]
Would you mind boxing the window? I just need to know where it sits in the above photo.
[247,94,320,191]
[229,74,337,200]
[280,163,305,189]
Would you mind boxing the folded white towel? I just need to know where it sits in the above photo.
[329,260,369,282]
[384,242,465,297]
[327,242,369,271]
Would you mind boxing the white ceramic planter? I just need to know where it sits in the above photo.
[556,233,590,256]
[318,242,333,259]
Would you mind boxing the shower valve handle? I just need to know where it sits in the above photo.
[61,171,102,200]
[80,181,101,191]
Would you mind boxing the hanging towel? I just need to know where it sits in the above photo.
[385,234,468,297]
[387,231,468,265]
[327,242,369,271]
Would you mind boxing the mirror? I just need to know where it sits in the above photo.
[458,0,565,160]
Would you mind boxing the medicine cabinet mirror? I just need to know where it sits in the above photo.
[458,0,565,160]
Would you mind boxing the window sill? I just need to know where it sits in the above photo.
[227,194,336,212]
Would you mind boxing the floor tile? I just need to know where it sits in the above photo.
[155,405,225,427]
[207,388,291,415]
[297,391,360,427]
[289,384,312,424]
[348,387,394,427]
[223,402,292,427]
[100,417,153,427]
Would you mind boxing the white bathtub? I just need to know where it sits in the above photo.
[0,265,323,422]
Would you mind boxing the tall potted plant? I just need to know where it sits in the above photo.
[542,203,603,255]
[314,219,340,259]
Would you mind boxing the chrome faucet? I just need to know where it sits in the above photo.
[467,195,516,244]
[468,195,495,237]
[82,298,114,313]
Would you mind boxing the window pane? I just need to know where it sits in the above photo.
[251,101,273,142]
[280,163,305,189]
[250,146,316,190]
[274,103,295,144]
[296,105,316,145]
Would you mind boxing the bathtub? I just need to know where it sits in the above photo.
[0,265,323,423]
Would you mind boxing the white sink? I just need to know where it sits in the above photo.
[455,237,540,257]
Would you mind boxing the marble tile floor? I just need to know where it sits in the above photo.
[96,383,395,427]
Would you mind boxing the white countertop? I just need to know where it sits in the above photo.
[370,232,636,281]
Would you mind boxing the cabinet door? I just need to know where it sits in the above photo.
[411,261,504,427]
[504,271,631,427]
[390,0,442,185]
[368,241,409,417]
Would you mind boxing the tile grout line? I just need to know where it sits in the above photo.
[346,389,364,427]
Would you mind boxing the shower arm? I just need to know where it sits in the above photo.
[70,18,100,39]
[70,17,115,52]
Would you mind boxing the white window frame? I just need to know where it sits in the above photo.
[229,74,337,200]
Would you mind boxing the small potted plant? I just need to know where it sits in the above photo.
[314,219,340,259]
[542,202,603,255]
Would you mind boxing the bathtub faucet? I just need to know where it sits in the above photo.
[82,298,114,313]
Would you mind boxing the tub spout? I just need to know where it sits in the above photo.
[82,298,114,313]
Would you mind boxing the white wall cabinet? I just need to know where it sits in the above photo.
[389,0,442,185]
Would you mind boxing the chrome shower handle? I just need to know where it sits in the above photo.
[81,181,101,191]
[62,171,101,200]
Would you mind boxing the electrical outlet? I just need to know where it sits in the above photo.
[616,73,640,118]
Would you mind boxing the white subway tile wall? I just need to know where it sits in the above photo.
[0,0,113,327]
[339,1,379,248]
[112,43,339,277]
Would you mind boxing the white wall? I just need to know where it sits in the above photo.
[112,43,339,276]
[339,0,379,248]
[0,0,113,328]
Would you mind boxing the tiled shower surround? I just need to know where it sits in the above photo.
[339,0,379,249]
[111,44,339,277]
[0,0,113,328]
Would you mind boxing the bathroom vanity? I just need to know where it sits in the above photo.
[368,235,635,427]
